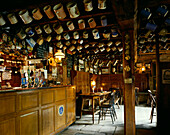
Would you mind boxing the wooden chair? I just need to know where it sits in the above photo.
[135,87,139,106]
[98,91,117,124]
[148,90,156,123]
[114,90,120,109]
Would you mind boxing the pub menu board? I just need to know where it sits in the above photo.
[36,43,48,58]
[66,53,73,78]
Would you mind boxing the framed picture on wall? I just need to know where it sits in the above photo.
[136,63,142,68]
[162,69,170,84]
[102,67,110,74]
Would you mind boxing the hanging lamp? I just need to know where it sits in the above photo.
[54,50,65,62]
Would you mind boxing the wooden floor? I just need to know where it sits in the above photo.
[58,105,157,135]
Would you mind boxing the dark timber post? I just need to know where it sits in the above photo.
[122,30,136,135]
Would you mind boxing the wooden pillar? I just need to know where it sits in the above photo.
[122,30,136,135]
[155,33,161,132]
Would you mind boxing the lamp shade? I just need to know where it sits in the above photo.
[91,80,96,86]
[54,50,65,61]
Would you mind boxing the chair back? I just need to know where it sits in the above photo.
[148,90,156,105]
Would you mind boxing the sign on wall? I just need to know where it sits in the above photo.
[162,69,170,84]
[58,105,64,116]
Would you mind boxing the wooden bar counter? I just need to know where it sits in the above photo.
[0,85,76,135]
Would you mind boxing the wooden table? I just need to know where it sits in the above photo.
[80,91,111,124]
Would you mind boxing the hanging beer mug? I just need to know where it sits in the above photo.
[43,24,52,34]
[56,41,63,48]
[98,0,107,9]
[17,29,26,40]
[71,39,77,44]
[0,15,6,26]
[111,28,118,37]
[37,37,44,45]
[83,0,93,11]
[32,8,43,20]
[88,18,96,28]
[53,3,66,20]
[25,27,34,37]
[43,5,55,19]
[98,42,104,48]
[56,34,61,40]
[106,47,111,52]
[67,2,80,18]
[46,35,52,42]
[115,41,121,46]
[77,45,83,51]
[100,47,105,52]
[73,31,79,39]
[7,13,18,24]
[165,17,170,25]
[19,10,33,24]
[35,25,42,34]
[157,5,168,17]
[83,31,88,39]
[107,41,113,46]
[65,41,71,46]
[146,20,157,31]
[92,29,100,39]
[63,32,70,40]
[69,45,75,51]
[78,19,86,29]
[84,44,89,48]
[103,30,110,39]
[140,8,152,19]
[67,21,75,30]
[53,21,63,34]
[101,16,107,26]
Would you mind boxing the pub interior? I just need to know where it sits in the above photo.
[0,0,170,135]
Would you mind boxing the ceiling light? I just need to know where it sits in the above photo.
[54,50,65,61]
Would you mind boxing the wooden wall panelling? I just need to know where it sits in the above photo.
[41,107,54,135]
[110,74,124,91]
[66,86,76,125]
[100,75,111,90]
[66,98,75,124]
[0,86,76,135]
[55,87,66,101]
[55,100,66,130]
[0,95,16,117]
[99,73,149,93]
[86,73,90,93]
[71,71,90,94]
[157,62,170,133]
[0,118,16,135]
[134,73,149,92]
[19,92,39,111]
[41,90,54,106]
[66,87,75,99]
[19,111,39,135]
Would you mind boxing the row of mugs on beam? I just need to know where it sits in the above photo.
[67,42,123,53]
[0,0,107,26]
[17,22,118,40]
[16,15,109,40]
[55,40,121,49]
